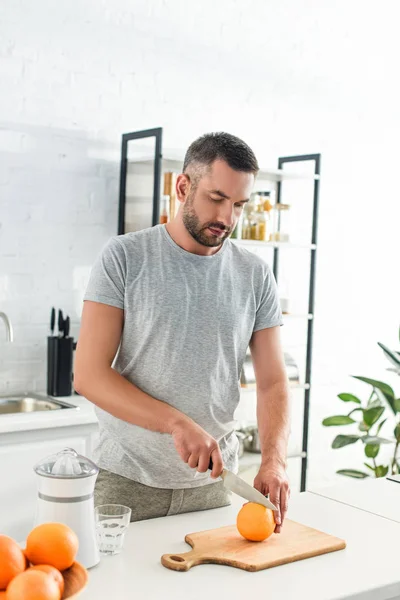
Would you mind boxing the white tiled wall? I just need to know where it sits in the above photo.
[1,0,400,487]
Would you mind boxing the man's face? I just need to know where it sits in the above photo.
[182,159,254,248]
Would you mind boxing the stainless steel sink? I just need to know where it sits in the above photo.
[0,393,78,415]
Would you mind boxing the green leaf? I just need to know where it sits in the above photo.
[338,393,361,404]
[376,419,387,435]
[394,423,400,442]
[375,465,389,478]
[352,376,396,415]
[362,436,392,445]
[364,444,380,458]
[363,406,385,427]
[377,342,400,368]
[359,421,369,432]
[332,435,360,449]
[395,399,400,412]
[322,415,356,426]
[336,469,369,479]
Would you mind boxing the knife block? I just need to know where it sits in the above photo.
[47,336,74,397]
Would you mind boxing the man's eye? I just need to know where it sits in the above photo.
[235,203,245,208]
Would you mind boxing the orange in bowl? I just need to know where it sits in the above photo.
[25,523,79,572]
[0,534,26,590]
[6,569,60,600]
[30,565,64,597]
[237,501,276,542]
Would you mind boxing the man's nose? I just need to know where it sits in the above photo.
[216,204,235,228]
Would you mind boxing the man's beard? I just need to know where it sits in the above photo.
[182,193,232,248]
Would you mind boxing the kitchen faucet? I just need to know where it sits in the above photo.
[0,312,14,342]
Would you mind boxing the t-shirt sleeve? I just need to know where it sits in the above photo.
[83,237,126,309]
[253,264,283,332]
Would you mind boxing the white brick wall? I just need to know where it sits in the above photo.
[1,0,400,486]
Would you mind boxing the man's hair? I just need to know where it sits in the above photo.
[183,132,259,188]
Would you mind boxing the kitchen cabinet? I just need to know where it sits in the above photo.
[0,422,99,541]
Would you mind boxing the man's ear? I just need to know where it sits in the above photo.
[176,173,191,204]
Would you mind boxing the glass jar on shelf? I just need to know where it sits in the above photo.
[250,203,266,241]
[231,210,243,239]
[248,193,273,241]
[241,202,252,239]
[159,194,170,224]
[270,203,291,242]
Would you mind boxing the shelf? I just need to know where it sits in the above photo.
[257,167,320,182]
[240,383,310,391]
[126,158,319,182]
[283,313,314,320]
[238,450,306,471]
[231,239,316,250]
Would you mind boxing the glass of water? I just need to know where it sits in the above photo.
[95,504,132,555]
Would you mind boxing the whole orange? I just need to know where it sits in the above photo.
[25,523,78,571]
[6,569,60,600]
[236,502,276,542]
[0,535,26,590]
[30,565,64,597]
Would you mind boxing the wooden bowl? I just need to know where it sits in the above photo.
[62,562,88,599]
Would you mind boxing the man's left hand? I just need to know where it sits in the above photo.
[253,461,290,533]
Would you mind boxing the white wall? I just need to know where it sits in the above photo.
[1,0,399,488]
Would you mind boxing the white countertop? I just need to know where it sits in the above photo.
[81,490,400,600]
[0,394,98,433]
[310,476,400,523]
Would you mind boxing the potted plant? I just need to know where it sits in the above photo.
[322,329,400,479]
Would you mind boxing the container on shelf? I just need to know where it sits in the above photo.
[278,264,291,314]
[247,192,272,241]
[241,202,252,240]
[231,211,244,239]
[270,203,291,242]
[163,171,177,220]
[159,194,170,224]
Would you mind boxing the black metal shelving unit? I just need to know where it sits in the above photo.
[118,127,321,492]
[273,154,321,492]
[118,127,163,235]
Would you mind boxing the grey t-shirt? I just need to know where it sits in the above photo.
[84,224,283,489]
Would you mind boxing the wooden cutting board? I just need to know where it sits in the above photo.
[161,520,346,572]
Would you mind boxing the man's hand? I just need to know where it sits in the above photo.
[253,461,290,533]
[171,419,224,479]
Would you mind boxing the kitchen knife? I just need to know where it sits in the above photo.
[208,459,278,511]
[50,307,55,336]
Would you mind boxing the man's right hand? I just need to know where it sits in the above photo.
[171,419,224,479]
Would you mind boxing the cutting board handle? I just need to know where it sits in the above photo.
[161,549,201,572]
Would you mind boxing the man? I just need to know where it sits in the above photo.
[74,132,290,532]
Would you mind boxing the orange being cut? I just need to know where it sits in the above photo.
[236,501,276,542]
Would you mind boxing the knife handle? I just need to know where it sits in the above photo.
[58,310,64,336]
[50,307,55,334]
[64,316,70,338]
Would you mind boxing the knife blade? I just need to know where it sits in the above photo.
[208,459,278,511]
